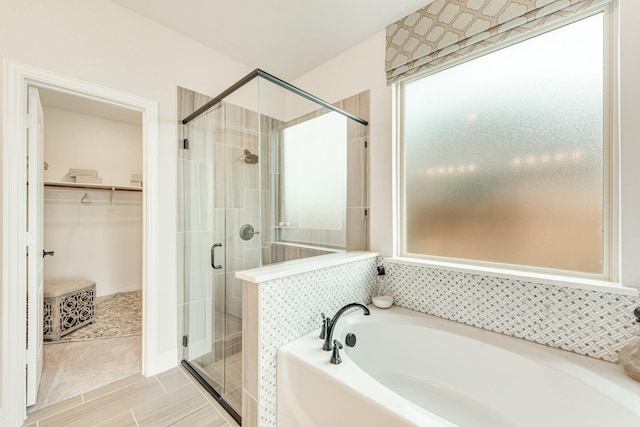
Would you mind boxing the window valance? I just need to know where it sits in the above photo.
[385,0,611,84]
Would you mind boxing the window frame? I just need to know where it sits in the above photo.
[394,3,619,285]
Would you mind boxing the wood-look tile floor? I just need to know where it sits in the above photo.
[24,366,241,427]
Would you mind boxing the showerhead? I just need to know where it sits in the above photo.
[243,149,259,164]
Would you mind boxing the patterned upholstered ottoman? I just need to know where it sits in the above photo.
[43,279,96,341]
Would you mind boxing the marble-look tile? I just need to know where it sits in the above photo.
[347,137,368,208]
[245,247,260,269]
[225,102,244,125]
[225,103,244,139]
[244,109,259,135]
[261,246,272,265]
[94,410,137,427]
[243,189,261,249]
[182,160,214,232]
[181,366,241,427]
[213,208,225,243]
[242,282,259,398]
[225,208,246,272]
[177,232,185,306]
[82,375,146,402]
[243,136,259,190]
[185,298,213,361]
[346,207,368,251]
[25,395,84,424]
[261,190,272,247]
[226,145,245,209]
[185,110,215,163]
[242,390,258,427]
[184,231,215,303]
[213,143,226,209]
[156,367,191,394]
[225,131,244,148]
[226,272,243,318]
[132,383,208,427]
[178,87,196,121]
[260,134,271,191]
[213,103,225,134]
[39,377,165,427]
[193,93,212,114]
[214,272,226,318]
[169,404,229,427]
[269,125,283,175]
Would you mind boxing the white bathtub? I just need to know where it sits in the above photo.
[277,306,640,427]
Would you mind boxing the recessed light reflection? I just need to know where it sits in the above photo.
[510,150,584,169]
[426,164,477,177]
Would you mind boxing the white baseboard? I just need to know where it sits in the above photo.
[145,348,178,376]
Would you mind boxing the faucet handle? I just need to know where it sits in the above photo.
[330,340,343,365]
[319,313,329,339]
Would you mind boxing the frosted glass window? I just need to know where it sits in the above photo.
[282,112,347,231]
[400,14,605,274]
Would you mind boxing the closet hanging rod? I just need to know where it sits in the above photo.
[44,181,142,192]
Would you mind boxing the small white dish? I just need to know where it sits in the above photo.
[372,295,393,309]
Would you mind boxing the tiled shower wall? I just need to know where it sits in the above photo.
[383,258,640,363]
[242,254,378,427]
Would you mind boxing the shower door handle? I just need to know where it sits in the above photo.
[211,243,222,269]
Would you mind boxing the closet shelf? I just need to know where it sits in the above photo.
[44,181,142,192]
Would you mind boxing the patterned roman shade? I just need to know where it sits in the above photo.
[386,0,611,84]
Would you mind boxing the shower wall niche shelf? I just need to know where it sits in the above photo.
[44,181,142,192]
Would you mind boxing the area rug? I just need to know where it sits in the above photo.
[30,335,141,411]
[45,290,142,344]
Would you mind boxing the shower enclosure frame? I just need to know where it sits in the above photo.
[182,69,368,126]
[180,68,368,425]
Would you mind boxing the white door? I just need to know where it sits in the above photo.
[26,86,45,406]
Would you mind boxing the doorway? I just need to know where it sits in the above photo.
[27,87,144,411]
[2,60,160,427]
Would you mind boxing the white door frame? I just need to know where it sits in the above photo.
[2,59,160,426]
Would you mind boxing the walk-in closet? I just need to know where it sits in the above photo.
[27,88,144,411]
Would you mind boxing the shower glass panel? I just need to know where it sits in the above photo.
[180,70,367,424]
[257,76,369,263]
[181,78,260,420]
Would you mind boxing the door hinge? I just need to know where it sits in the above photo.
[182,138,190,150]
[182,335,188,347]
[26,113,36,129]
[364,140,368,148]
[364,209,369,216]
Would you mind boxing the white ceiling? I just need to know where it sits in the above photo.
[39,88,142,126]
[109,0,429,80]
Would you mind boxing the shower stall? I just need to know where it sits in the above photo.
[178,69,368,423]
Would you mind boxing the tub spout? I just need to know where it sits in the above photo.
[322,303,370,351]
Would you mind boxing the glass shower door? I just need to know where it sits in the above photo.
[181,104,227,404]
[181,82,262,420]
